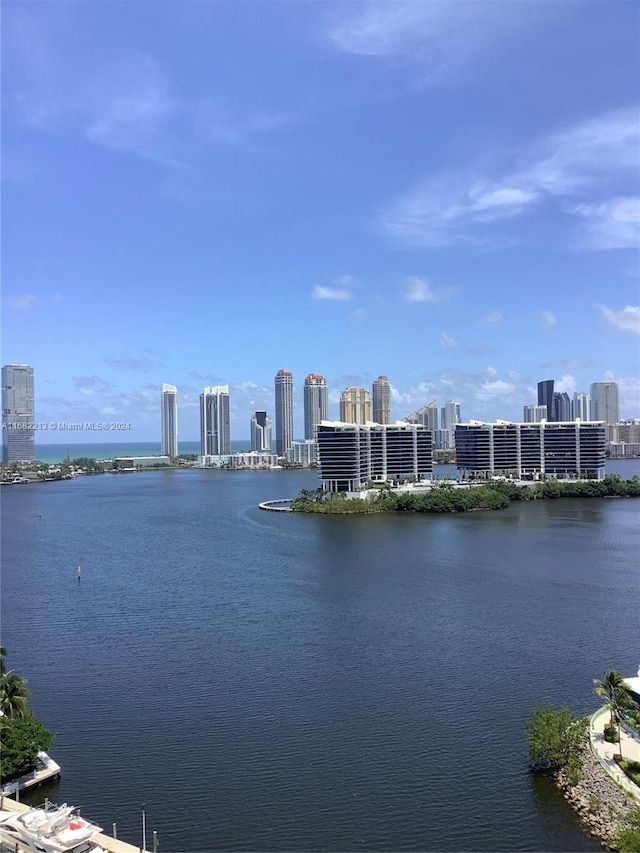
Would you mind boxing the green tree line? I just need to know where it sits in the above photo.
[291,475,640,514]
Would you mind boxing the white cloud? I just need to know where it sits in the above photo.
[440,332,461,348]
[197,100,295,148]
[476,310,505,326]
[327,1,553,72]
[538,310,557,329]
[555,374,577,394]
[380,106,640,249]
[312,284,352,300]
[404,275,448,303]
[84,56,175,157]
[475,379,516,400]
[603,371,640,416]
[5,293,38,309]
[570,197,640,250]
[596,304,640,335]
[439,331,492,355]
[334,274,355,287]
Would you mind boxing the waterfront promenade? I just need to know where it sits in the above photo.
[590,706,640,801]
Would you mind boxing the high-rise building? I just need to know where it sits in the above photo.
[250,411,272,452]
[455,420,606,480]
[537,380,554,421]
[303,373,327,440]
[523,405,548,423]
[372,376,391,424]
[403,400,438,433]
[553,392,572,422]
[590,382,620,424]
[317,421,432,492]
[160,383,178,458]
[200,385,231,456]
[573,392,591,421]
[440,400,461,449]
[274,369,294,457]
[339,387,371,424]
[2,364,35,463]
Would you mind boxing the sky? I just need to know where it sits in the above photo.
[2,0,639,443]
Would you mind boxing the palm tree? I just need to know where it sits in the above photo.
[0,669,31,718]
[594,670,632,758]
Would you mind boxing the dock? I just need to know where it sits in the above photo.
[0,752,61,798]
[258,498,292,511]
[0,797,141,853]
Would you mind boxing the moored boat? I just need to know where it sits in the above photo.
[0,802,106,853]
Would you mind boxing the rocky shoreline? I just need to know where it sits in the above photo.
[556,742,637,849]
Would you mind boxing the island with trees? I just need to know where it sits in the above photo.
[527,670,640,851]
[290,475,640,515]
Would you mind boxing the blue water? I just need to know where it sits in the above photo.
[34,441,225,462]
[2,467,639,851]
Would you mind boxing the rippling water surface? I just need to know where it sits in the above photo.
[2,464,639,851]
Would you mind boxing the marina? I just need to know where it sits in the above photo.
[0,799,139,853]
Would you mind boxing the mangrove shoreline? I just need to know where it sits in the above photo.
[290,475,640,514]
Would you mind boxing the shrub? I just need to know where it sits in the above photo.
[526,703,587,781]
[614,757,640,787]
[612,806,640,853]
[604,722,619,743]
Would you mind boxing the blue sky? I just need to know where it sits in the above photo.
[3,0,639,442]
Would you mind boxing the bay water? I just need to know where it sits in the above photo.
[2,462,639,851]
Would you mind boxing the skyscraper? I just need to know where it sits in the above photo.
[339,387,371,424]
[573,392,591,421]
[303,373,327,440]
[274,369,294,456]
[590,382,620,424]
[200,385,231,455]
[2,364,35,463]
[553,391,572,422]
[403,400,438,432]
[440,400,461,449]
[372,376,391,424]
[160,383,178,458]
[523,405,548,423]
[537,379,554,421]
[251,411,272,452]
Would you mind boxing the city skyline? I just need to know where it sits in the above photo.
[3,2,638,442]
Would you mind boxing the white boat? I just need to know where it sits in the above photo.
[0,803,106,853]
